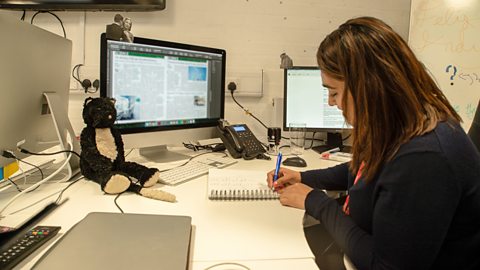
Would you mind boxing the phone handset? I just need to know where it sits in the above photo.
[218,120,243,158]
[225,126,244,153]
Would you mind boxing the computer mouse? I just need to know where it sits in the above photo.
[282,157,307,167]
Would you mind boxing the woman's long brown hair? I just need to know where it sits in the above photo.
[317,17,461,181]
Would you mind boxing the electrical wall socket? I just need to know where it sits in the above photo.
[226,77,240,92]
[225,71,263,97]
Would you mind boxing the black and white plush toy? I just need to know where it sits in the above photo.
[80,97,175,202]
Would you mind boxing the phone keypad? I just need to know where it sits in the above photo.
[238,129,265,156]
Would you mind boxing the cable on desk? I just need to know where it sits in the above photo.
[18,166,28,186]
[306,131,318,150]
[18,147,81,159]
[304,132,331,150]
[13,156,45,182]
[0,143,75,217]
[1,151,44,192]
[112,177,143,213]
[183,142,207,151]
[55,175,84,205]
[124,148,134,158]
[15,147,80,192]
[114,193,125,213]
[6,177,22,192]
[182,142,226,152]
[203,262,251,270]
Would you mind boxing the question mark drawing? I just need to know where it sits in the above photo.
[445,65,457,86]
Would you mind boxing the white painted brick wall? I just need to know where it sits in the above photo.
[1,0,411,140]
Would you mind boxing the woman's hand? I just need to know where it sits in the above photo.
[277,183,313,210]
[266,167,302,189]
[267,167,312,209]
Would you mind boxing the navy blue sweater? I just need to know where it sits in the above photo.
[302,122,480,270]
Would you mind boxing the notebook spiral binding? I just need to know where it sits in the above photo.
[209,189,279,200]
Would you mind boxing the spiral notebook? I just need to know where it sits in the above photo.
[208,168,279,200]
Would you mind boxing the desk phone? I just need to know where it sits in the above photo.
[218,123,266,160]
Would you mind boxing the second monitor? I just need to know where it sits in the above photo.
[283,67,351,153]
[100,34,226,162]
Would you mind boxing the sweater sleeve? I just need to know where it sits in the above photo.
[300,162,350,190]
[304,152,461,270]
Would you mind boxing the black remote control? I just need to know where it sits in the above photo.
[0,225,61,270]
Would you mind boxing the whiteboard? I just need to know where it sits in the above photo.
[409,0,480,130]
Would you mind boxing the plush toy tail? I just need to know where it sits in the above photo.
[139,188,176,203]
[128,184,176,203]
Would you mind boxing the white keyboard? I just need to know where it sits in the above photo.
[158,156,237,186]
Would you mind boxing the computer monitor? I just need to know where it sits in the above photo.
[283,67,352,153]
[0,13,79,174]
[100,34,226,162]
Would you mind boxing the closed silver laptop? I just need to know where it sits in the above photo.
[33,212,192,270]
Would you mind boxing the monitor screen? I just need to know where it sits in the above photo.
[100,34,226,161]
[283,67,351,152]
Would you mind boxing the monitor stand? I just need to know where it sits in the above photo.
[311,132,351,154]
[42,93,81,180]
[139,145,191,163]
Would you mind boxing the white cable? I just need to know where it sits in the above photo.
[20,163,27,186]
[203,262,251,270]
[0,142,73,217]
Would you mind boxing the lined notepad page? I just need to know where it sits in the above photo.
[207,168,279,200]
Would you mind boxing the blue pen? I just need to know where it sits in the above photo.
[273,152,283,188]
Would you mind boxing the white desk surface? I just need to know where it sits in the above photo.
[9,148,343,270]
